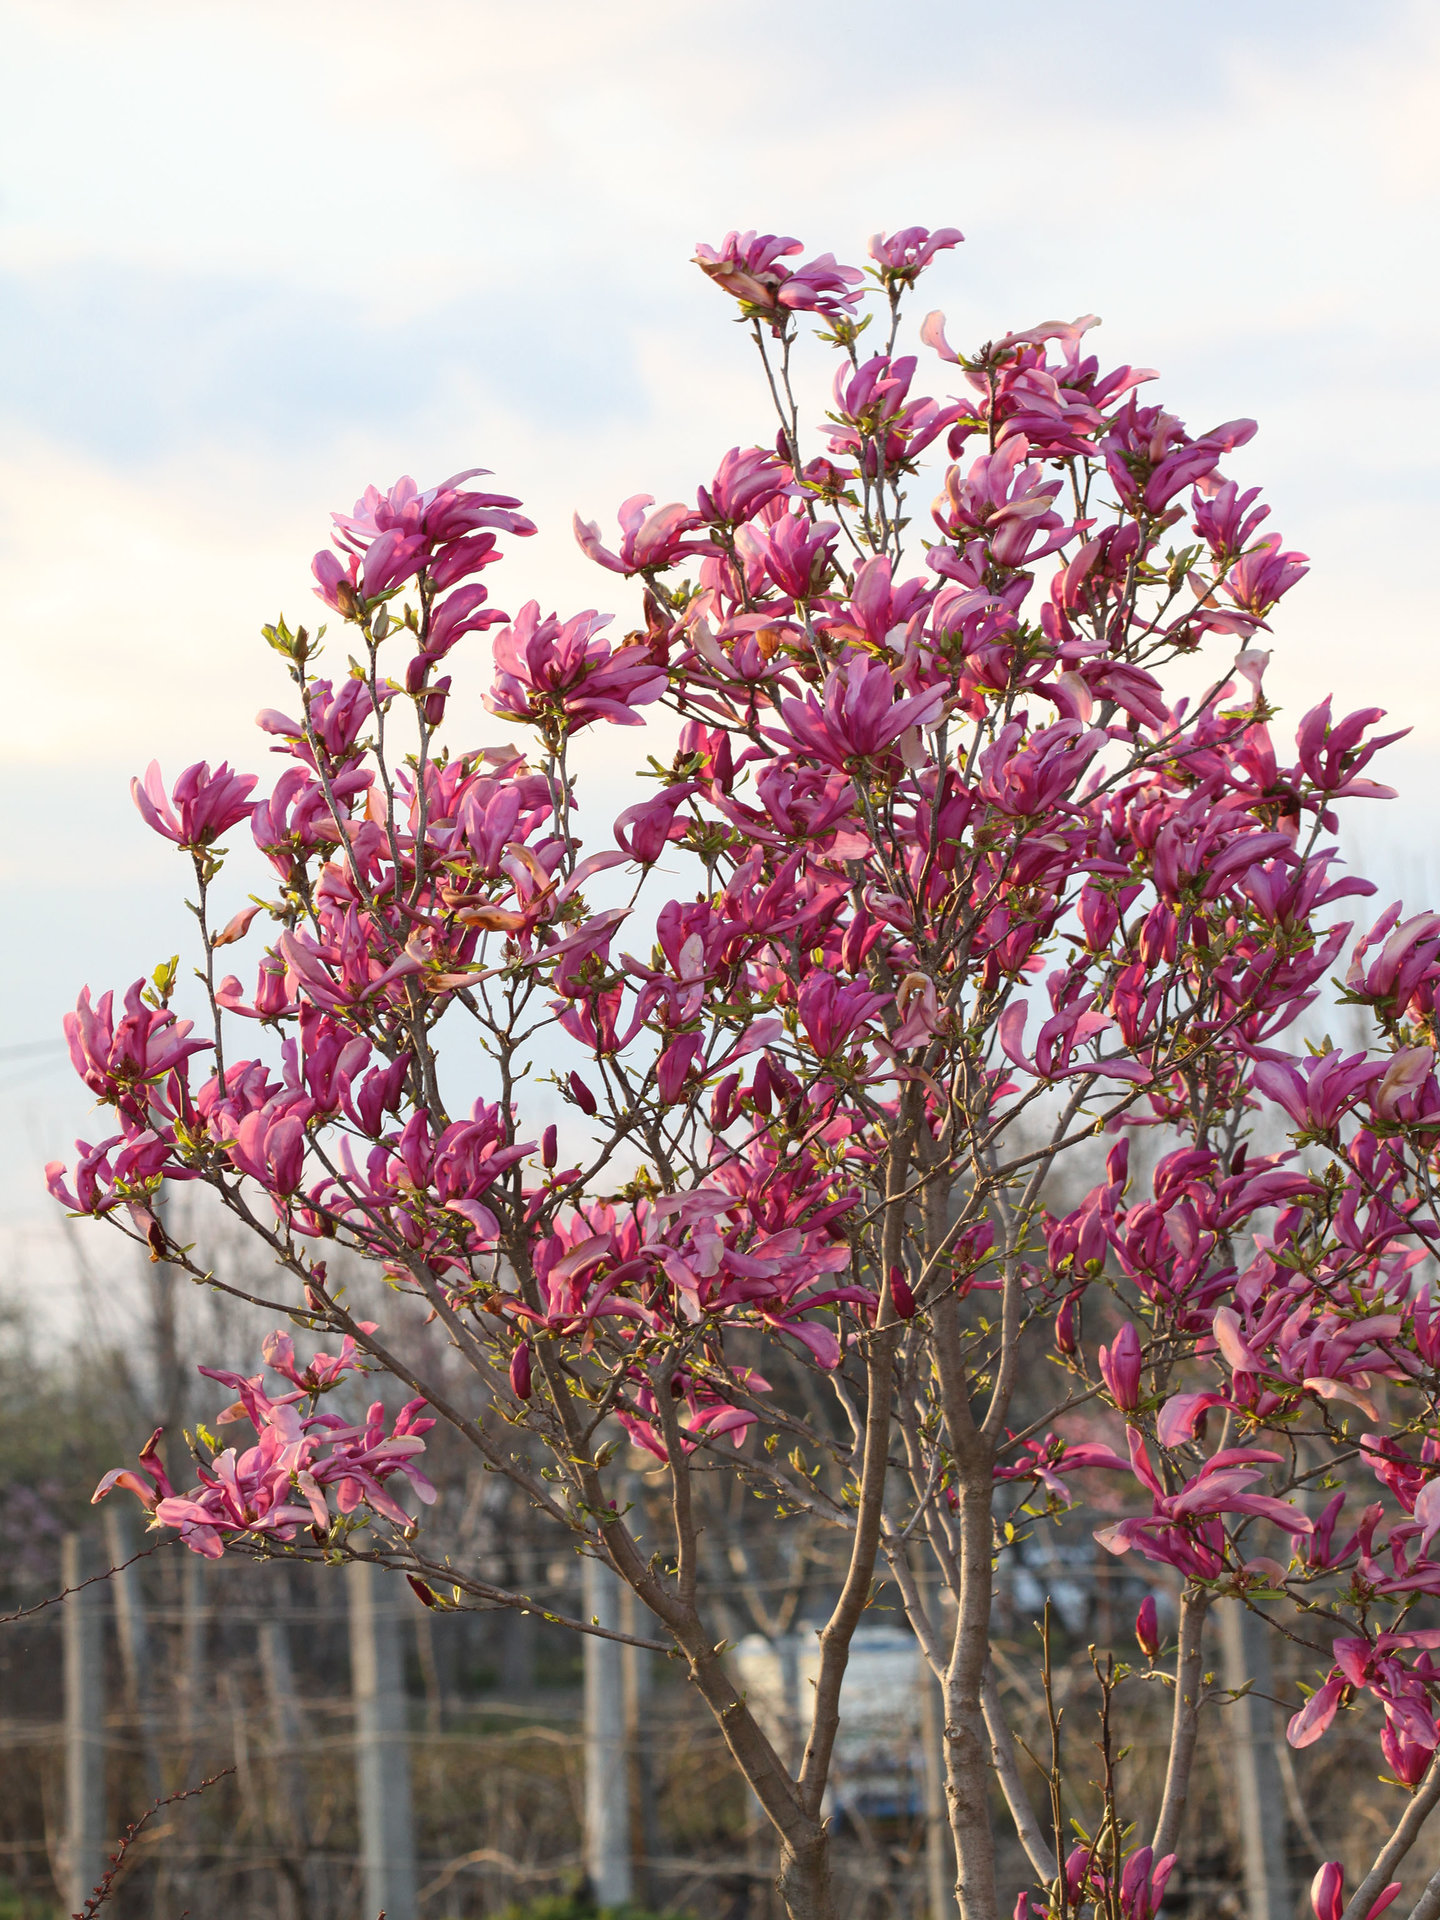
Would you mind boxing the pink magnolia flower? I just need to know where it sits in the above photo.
[1192,476,1270,561]
[258,677,378,769]
[1155,1391,1230,1447]
[1310,1863,1402,1920]
[1097,1439,1311,1579]
[419,581,509,662]
[1347,903,1440,1011]
[228,1100,307,1194]
[613,783,695,864]
[331,469,534,549]
[94,1338,440,1558]
[694,231,863,327]
[574,494,707,575]
[867,226,964,283]
[132,760,257,849]
[796,973,890,1060]
[1252,1049,1382,1137]
[772,658,945,767]
[1293,699,1404,801]
[976,718,1108,818]
[994,1435,1128,1504]
[261,1326,373,1393]
[743,510,840,600]
[932,437,1074,569]
[487,602,665,732]
[64,981,210,1112]
[1226,535,1309,616]
[314,470,534,611]
[696,447,789,527]
[92,1428,174,1512]
[1381,1714,1435,1788]
[1098,1321,1143,1412]
[826,355,956,473]
[1120,1847,1176,1920]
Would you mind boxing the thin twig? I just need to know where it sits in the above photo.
[0,1541,170,1625]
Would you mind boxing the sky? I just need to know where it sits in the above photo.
[3,0,1439,1305]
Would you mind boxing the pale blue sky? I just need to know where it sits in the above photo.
[4,0,1439,1294]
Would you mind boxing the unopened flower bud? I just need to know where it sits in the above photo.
[423,675,452,726]
[568,1071,598,1116]
[888,1264,917,1319]
[1135,1594,1159,1659]
[510,1341,533,1401]
[1055,1288,1081,1355]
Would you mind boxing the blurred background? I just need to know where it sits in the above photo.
[2,1,1439,1914]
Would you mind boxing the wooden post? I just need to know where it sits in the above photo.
[103,1504,163,1801]
[583,1555,633,1909]
[1220,1601,1292,1920]
[348,1559,417,1920]
[179,1551,208,1756]
[258,1566,315,1920]
[63,1533,107,1914]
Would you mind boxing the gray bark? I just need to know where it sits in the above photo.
[920,1660,956,1918]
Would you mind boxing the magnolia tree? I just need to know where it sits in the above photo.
[53,221,1440,1920]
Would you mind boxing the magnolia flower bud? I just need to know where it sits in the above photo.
[888,1264,917,1319]
[510,1342,533,1402]
[1135,1594,1159,1659]
[568,1072,598,1116]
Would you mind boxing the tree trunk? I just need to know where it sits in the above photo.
[943,1472,999,1920]
[921,1659,957,1918]
[777,1832,835,1920]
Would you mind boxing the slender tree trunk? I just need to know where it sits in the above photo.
[1152,1589,1211,1861]
[776,1832,835,1920]
[944,1469,999,1920]
[929,1273,999,1920]
[920,1659,956,1918]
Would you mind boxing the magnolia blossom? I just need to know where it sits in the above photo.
[94,1334,435,1558]
[52,218,1440,1920]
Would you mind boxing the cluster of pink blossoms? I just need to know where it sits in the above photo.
[94,1330,435,1557]
[53,223,1440,1915]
